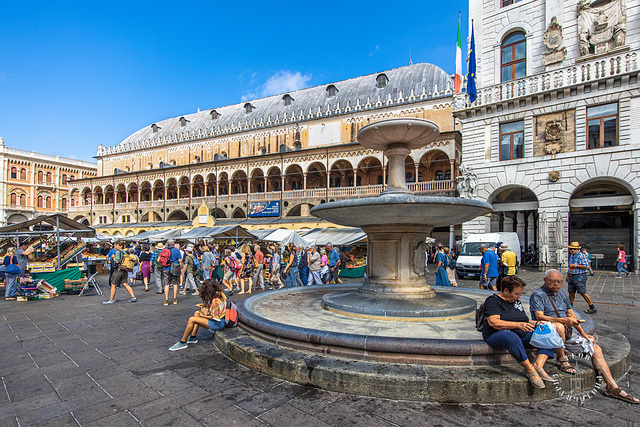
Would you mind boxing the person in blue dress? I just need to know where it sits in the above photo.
[435,245,450,286]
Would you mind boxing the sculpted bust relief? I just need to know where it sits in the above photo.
[577,0,627,57]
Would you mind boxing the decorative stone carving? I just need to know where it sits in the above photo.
[544,120,564,154]
[543,17,567,65]
[577,0,626,57]
[533,110,576,157]
[412,241,427,276]
[549,171,560,182]
[456,164,477,199]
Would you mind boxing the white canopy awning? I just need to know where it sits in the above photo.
[178,226,255,240]
[261,229,312,247]
[125,229,184,242]
[300,228,367,246]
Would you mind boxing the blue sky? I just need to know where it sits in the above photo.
[0,1,469,162]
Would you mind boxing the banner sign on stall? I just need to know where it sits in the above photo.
[249,201,280,217]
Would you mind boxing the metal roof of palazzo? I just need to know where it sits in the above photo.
[106,62,453,153]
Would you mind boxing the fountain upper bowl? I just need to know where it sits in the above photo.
[310,194,493,228]
[357,118,440,151]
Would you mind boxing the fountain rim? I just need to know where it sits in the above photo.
[235,284,596,356]
[311,194,493,212]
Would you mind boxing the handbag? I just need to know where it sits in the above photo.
[530,323,564,349]
[547,294,573,340]
[6,257,20,275]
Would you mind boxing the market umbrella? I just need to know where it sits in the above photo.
[539,211,550,268]
[555,210,566,268]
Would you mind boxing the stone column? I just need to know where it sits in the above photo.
[303,173,307,190]
[414,164,419,183]
[353,169,357,187]
[300,204,310,217]
[449,160,455,187]
[382,144,411,195]
[281,175,285,192]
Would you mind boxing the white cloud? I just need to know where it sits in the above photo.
[369,45,380,57]
[242,70,312,101]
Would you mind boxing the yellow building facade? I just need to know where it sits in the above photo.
[68,63,461,236]
[0,138,97,225]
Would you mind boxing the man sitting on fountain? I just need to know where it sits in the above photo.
[481,276,557,389]
[530,269,639,404]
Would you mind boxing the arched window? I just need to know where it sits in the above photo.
[46,196,52,208]
[10,167,17,179]
[38,171,44,182]
[326,85,338,97]
[20,169,26,180]
[71,198,75,207]
[377,175,383,185]
[37,196,43,207]
[435,170,444,180]
[62,174,68,185]
[62,198,67,210]
[501,31,526,82]
[46,172,52,183]
[20,194,26,206]
[10,193,17,205]
[445,170,451,180]
[376,73,389,88]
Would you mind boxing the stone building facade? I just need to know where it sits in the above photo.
[69,63,463,237]
[0,137,97,225]
[456,0,640,269]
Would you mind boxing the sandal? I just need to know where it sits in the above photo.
[535,366,554,382]
[526,371,545,389]
[556,357,577,375]
[604,387,640,404]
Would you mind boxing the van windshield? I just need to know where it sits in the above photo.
[460,243,485,257]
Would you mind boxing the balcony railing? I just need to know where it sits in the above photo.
[455,49,638,109]
[72,181,455,211]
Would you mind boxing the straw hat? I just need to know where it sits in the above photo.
[499,243,509,250]
[568,241,581,249]
[156,242,165,249]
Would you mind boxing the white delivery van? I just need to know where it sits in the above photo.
[455,232,521,279]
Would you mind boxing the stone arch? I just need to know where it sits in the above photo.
[7,213,28,224]
[167,210,188,221]
[232,207,246,218]
[116,184,127,203]
[267,167,282,192]
[231,170,247,194]
[104,185,115,204]
[93,186,103,204]
[356,157,382,186]
[284,164,303,191]
[166,178,178,199]
[141,211,162,222]
[419,149,452,182]
[307,162,327,189]
[488,185,539,254]
[329,159,353,188]
[153,179,164,201]
[218,172,229,195]
[192,174,205,198]
[569,178,636,269]
[250,168,265,193]
[206,173,217,196]
[73,215,90,225]
[211,208,226,218]
[286,203,314,217]
[178,176,190,198]
[140,181,152,202]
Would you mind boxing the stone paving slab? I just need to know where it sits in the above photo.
[0,269,637,426]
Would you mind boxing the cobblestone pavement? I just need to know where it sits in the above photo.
[0,268,638,426]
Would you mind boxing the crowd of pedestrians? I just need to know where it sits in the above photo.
[100,240,350,304]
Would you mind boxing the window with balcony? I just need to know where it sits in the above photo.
[61,198,67,210]
[38,171,44,182]
[20,169,26,180]
[62,174,68,185]
[10,193,17,205]
[20,194,26,206]
[587,103,618,149]
[46,196,52,208]
[46,172,52,183]
[500,121,525,161]
[37,196,43,208]
[501,31,526,82]
[10,167,17,179]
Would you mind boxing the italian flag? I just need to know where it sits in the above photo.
[454,13,462,94]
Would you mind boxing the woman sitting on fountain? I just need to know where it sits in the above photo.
[169,278,227,351]
[481,276,556,389]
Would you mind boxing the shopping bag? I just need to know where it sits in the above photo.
[529,322,564,349]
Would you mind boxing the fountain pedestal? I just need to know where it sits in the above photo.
[311,118,492,319]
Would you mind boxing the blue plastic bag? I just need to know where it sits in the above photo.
[529,323,564,349]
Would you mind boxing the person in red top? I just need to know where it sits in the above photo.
[252,244,265,290]
[616,244,630,278]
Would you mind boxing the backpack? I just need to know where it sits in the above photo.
[120,254,136,272]
[224,299,238,328]
[475,301,488,332]
[227,256,241,273]
[159,248,171,267]
[192,256,201,271]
